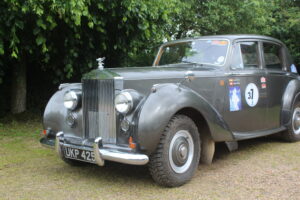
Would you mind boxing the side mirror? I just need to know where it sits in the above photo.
[185,71,195,82]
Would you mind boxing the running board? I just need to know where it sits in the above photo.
[232,126,286,141]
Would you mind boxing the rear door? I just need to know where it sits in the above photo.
[223,41,268,132]
[262,41,291,129]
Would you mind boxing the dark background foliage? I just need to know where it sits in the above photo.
[0,0,299,116]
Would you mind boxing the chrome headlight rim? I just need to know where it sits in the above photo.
[115,91,134,114]
[63,90,79,110]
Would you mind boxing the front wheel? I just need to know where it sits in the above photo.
[283,102,300,142]
[148,115,201,187]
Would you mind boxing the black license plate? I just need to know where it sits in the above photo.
[63,146,95,163]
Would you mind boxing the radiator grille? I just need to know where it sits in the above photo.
[82,79,116,143]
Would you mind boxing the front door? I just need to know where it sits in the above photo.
[223,41,268,132]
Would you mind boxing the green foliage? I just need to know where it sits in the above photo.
[268,0,300,66]
[173,0,300,67]
[0,0,184,83]
[0,0,299,83]
[0,0,299,114]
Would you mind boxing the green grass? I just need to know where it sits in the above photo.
[0,116,300,200]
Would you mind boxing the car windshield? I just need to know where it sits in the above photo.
[158,39,229,66]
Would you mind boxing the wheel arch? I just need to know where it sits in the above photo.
[176,107,212,141]
[281,79,300,126]
[176,107,216,164]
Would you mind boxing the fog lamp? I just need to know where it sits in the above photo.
[121,119,130,132]
[66,112,77,127]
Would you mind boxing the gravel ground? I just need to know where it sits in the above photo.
[0,121,299,200]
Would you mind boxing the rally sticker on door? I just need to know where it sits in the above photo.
[229,86,242,111]
[245,83,259,107]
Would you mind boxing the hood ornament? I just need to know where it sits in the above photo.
[96,57,105,70]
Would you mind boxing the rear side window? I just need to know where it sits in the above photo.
[263,43,283,70]
[231,42,259,69]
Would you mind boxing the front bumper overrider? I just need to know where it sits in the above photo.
[40,132,149,166]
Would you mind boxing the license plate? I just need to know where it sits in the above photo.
[63,146,95,163]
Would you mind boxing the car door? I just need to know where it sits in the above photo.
[262,41,291,129]
[223,40,268,133]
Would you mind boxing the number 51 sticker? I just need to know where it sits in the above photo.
[245,83,259,107]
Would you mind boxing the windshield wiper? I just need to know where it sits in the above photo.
[181,61,204,66]
[181,61,219,69]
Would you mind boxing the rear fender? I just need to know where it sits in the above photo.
[281,79,300,126]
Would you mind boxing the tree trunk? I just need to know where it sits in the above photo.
[10,61,27,114]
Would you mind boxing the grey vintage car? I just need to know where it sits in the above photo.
[41,35,300,187]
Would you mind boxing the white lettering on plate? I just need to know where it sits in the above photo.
[74,149,79,157]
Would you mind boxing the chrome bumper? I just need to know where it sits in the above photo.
[52,132,149,166]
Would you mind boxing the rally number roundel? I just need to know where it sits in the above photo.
[245,83,259,107]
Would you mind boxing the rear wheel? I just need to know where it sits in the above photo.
[283,102,300,142]
[149,115,201,187]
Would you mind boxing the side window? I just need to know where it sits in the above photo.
[231,44,243,69]
[231,42,259,69]
[263,43,283,70]
[240,42,259,68]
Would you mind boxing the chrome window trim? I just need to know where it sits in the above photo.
[154,39,231,67]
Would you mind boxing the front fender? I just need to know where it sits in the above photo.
[281,79,300,126]
[137,83,233,154]
[43,83,82,137]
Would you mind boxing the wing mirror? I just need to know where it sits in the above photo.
[184,71,195,82]
[177,71,195,89]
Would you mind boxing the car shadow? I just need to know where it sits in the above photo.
[52,135,286,186]
[60,158,155,186]
[213,134,284,161]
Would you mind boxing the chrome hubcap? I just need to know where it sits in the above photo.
[169,130,194,174]
[292,107,300,135]
[179,145,188,159]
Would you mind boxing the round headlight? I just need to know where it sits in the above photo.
[115,92,133,114]
[64,91,79,110]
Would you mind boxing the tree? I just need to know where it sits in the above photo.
[172,0,299,67]
[269,0,300,68]
[1,0,299,114]
[0,0,186,113]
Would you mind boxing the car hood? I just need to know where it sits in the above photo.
[82,64,217,80]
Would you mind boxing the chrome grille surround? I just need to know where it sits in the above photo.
[82,79,118,144]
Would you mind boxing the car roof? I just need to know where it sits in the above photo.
[163,34,284,46]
